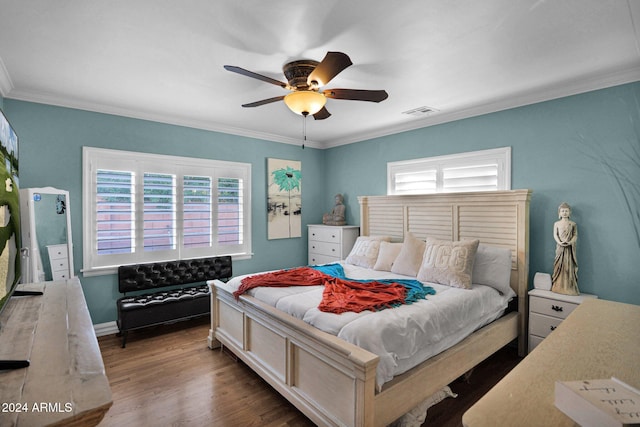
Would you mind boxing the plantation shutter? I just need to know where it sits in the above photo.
[442,164,499,193]
[96,170,135,256]
[143,173,176,251]
[217,177,243,245]
[83,147,252,274]
[388,147,510,195]
[183,175,212,250]
[393,169,437,194]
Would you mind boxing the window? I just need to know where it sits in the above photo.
[387,147,511,195]
[83,147,251,275]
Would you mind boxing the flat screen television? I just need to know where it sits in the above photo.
[0,107,34,369]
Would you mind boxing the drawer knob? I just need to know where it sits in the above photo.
[551,305,563,312]
[331,235,336,238]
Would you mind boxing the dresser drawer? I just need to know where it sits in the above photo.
[48,245,68,260]
[52,270,70,281]
[50,258,69,273]
[309,227,341,243]
[309,241,341,257]
[530,295,578,320]
[308,253,340,265]
[529,312,562,338]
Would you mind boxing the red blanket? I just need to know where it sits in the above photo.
[234,267,407,314]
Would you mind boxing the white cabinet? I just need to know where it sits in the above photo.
[47,244,70,281]
[528,289,597,353]
[308,225,359,265]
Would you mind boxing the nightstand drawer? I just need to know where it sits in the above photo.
[530,295,578,320]
[308,253,339,265]
[309,241,341,257]
[529,312,562,338]
[309,227,341,243]
[527,289,597,354]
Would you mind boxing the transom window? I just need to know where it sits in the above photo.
[83,147,251,275]
[387,147,511,195]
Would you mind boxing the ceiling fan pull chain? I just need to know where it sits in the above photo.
[302,112,308,149]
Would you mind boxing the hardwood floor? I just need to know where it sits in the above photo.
[423,345,521,427]
[98,318,521,426]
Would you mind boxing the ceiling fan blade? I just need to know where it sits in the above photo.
[241,96,285,108]
[313,106,331,120]
[224,65,288,88]
[324,88,389,103]
[307,52,352,87]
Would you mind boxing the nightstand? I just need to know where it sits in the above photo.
[308,224,359,265]
[528,289,597,353]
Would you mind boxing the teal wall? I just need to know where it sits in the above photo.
[325,82,640,305]
[4,100,326,323]
[4,81,639,323]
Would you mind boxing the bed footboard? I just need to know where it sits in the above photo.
[208,280,379,427]
[209,279,519,427]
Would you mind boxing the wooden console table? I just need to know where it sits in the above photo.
[0,278,112,426]
[463,298,640,426]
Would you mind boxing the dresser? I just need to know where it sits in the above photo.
[47,243,71,280]
[528,289,597,353]
[308,224,359,264]
[0,278,112,426]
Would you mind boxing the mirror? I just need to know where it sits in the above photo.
[19,187,74,283]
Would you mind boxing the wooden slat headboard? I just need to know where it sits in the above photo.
[358,189,532,353]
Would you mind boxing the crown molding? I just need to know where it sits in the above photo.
[3,63,639,150]
[322,64,640,149]
[5,88,324,150]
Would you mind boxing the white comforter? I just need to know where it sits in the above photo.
[216,262,512,388]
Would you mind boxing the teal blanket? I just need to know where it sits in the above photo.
[311,263,435,305]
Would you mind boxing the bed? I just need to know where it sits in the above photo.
[208,190,531,426]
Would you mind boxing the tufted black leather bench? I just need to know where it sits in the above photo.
[116,256,232,347]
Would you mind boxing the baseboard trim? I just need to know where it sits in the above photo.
[94,321,118,337]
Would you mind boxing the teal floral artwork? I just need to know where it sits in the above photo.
[267,158,301,239]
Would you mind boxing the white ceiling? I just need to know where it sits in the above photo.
[1,0,639,149]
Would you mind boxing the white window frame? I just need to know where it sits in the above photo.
[82,147,252,276]
[387,147,511,195]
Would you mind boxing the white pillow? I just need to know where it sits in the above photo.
[472,244,515,297]
[345,236,390,269]
[390,232,426,277]
[417,238,479,289]
[373,241,402,271]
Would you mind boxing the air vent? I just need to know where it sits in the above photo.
[402,106,439,117]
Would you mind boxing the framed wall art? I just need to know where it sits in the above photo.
[267,158,301,239]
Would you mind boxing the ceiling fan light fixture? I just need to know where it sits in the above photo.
[284,90,326,115]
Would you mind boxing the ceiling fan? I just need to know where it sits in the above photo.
[224,51,388,120]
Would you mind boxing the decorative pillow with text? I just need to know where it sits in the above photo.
[417,238,480,289]
[345,236,390,269]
